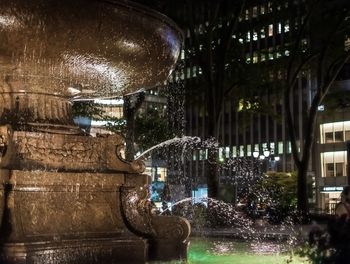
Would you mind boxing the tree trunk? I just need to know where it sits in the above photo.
[123,93,145,161]
[297,162,309,217]
[207,148,219,198]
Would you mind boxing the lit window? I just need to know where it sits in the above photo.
[253,52,258,63]
[245,9,249,20]
[278,23,282,34]
[278,142,283,154]
[193,150,197,161]
[225,147,230,158]
[268,2,273,12]
[232,146,237,157]
[287,141,292,153]
[252,6,258,18]
[268,47,274,60]
[253,31,258,41]
[219,147,225,161]
[181,49,185,60]
[285,50,290,56]
[239,145,245,157]
[247,145,252,156]
[246,53,251,63]
[260,28,266,38]
[321,151,347,177]
[260,5,265,15]
[246,32,251,41]
[268,24,274,36]
[276,51,282,58]
[284,21,290,32]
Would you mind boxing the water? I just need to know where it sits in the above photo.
[188,237,306,264]
[135,136,201,160]
[150,237,308,264]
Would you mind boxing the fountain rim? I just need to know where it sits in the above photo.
[101,0,184,42]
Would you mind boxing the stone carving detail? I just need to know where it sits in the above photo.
[121,186,156,237]
[121,183,190,242]
[0,127,145,173]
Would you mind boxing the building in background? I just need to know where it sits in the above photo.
[150,0,350,212]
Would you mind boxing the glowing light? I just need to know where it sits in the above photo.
[0,15,21,28]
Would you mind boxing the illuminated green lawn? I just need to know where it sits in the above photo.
[186,237,308,264]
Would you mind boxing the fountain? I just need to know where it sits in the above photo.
[0,0,190,263]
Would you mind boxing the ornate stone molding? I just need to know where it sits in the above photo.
[0,126,145,173]
[120,181,190,242]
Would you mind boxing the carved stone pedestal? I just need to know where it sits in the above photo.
[0,129,190,263]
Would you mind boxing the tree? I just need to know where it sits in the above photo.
[184,0,248,199]
[282,0,350,215]
[72,95,175,160]
[123,92,145,161]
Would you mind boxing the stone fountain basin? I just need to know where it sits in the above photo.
[0,0,182,98]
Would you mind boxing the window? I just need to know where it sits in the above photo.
[260,28,266,39]
[253,52,258,63]
[334,131,344,142]
[245,9,249,20]
[247,145,252,156]
[239,145,245,157]
[287,142,292,153]
[321,151,347,177]
[326,163,334,177]
[232,146,237,158]
[278,23,282,34]
[192,150,197,161]
[246,32,251,41]
[268,47,274,60]
[284,21,290,32]
[219,147,224,161]
[268,24,274,36]
[252,6,258,18]
[246,53,251,63]
[260,5,266,15]
[325,132,333,143]
[225,147,230,158]
[345,130,350,140]
[253,31,258,41]
[325,163,344,177]
[336,163,344,177]
[268,1,273,12]
[199,149,207,160]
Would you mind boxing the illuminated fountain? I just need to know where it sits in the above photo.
[0,0,190,263]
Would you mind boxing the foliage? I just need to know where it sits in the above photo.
[280,0,350,214]
[72,101,105,119]
[298,217,350,263]
[247,172,297,223]
[134,107,175,153]
[72,101,175,154]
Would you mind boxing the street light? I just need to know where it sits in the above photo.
[263,149,270,158]
[253,151,259,158]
